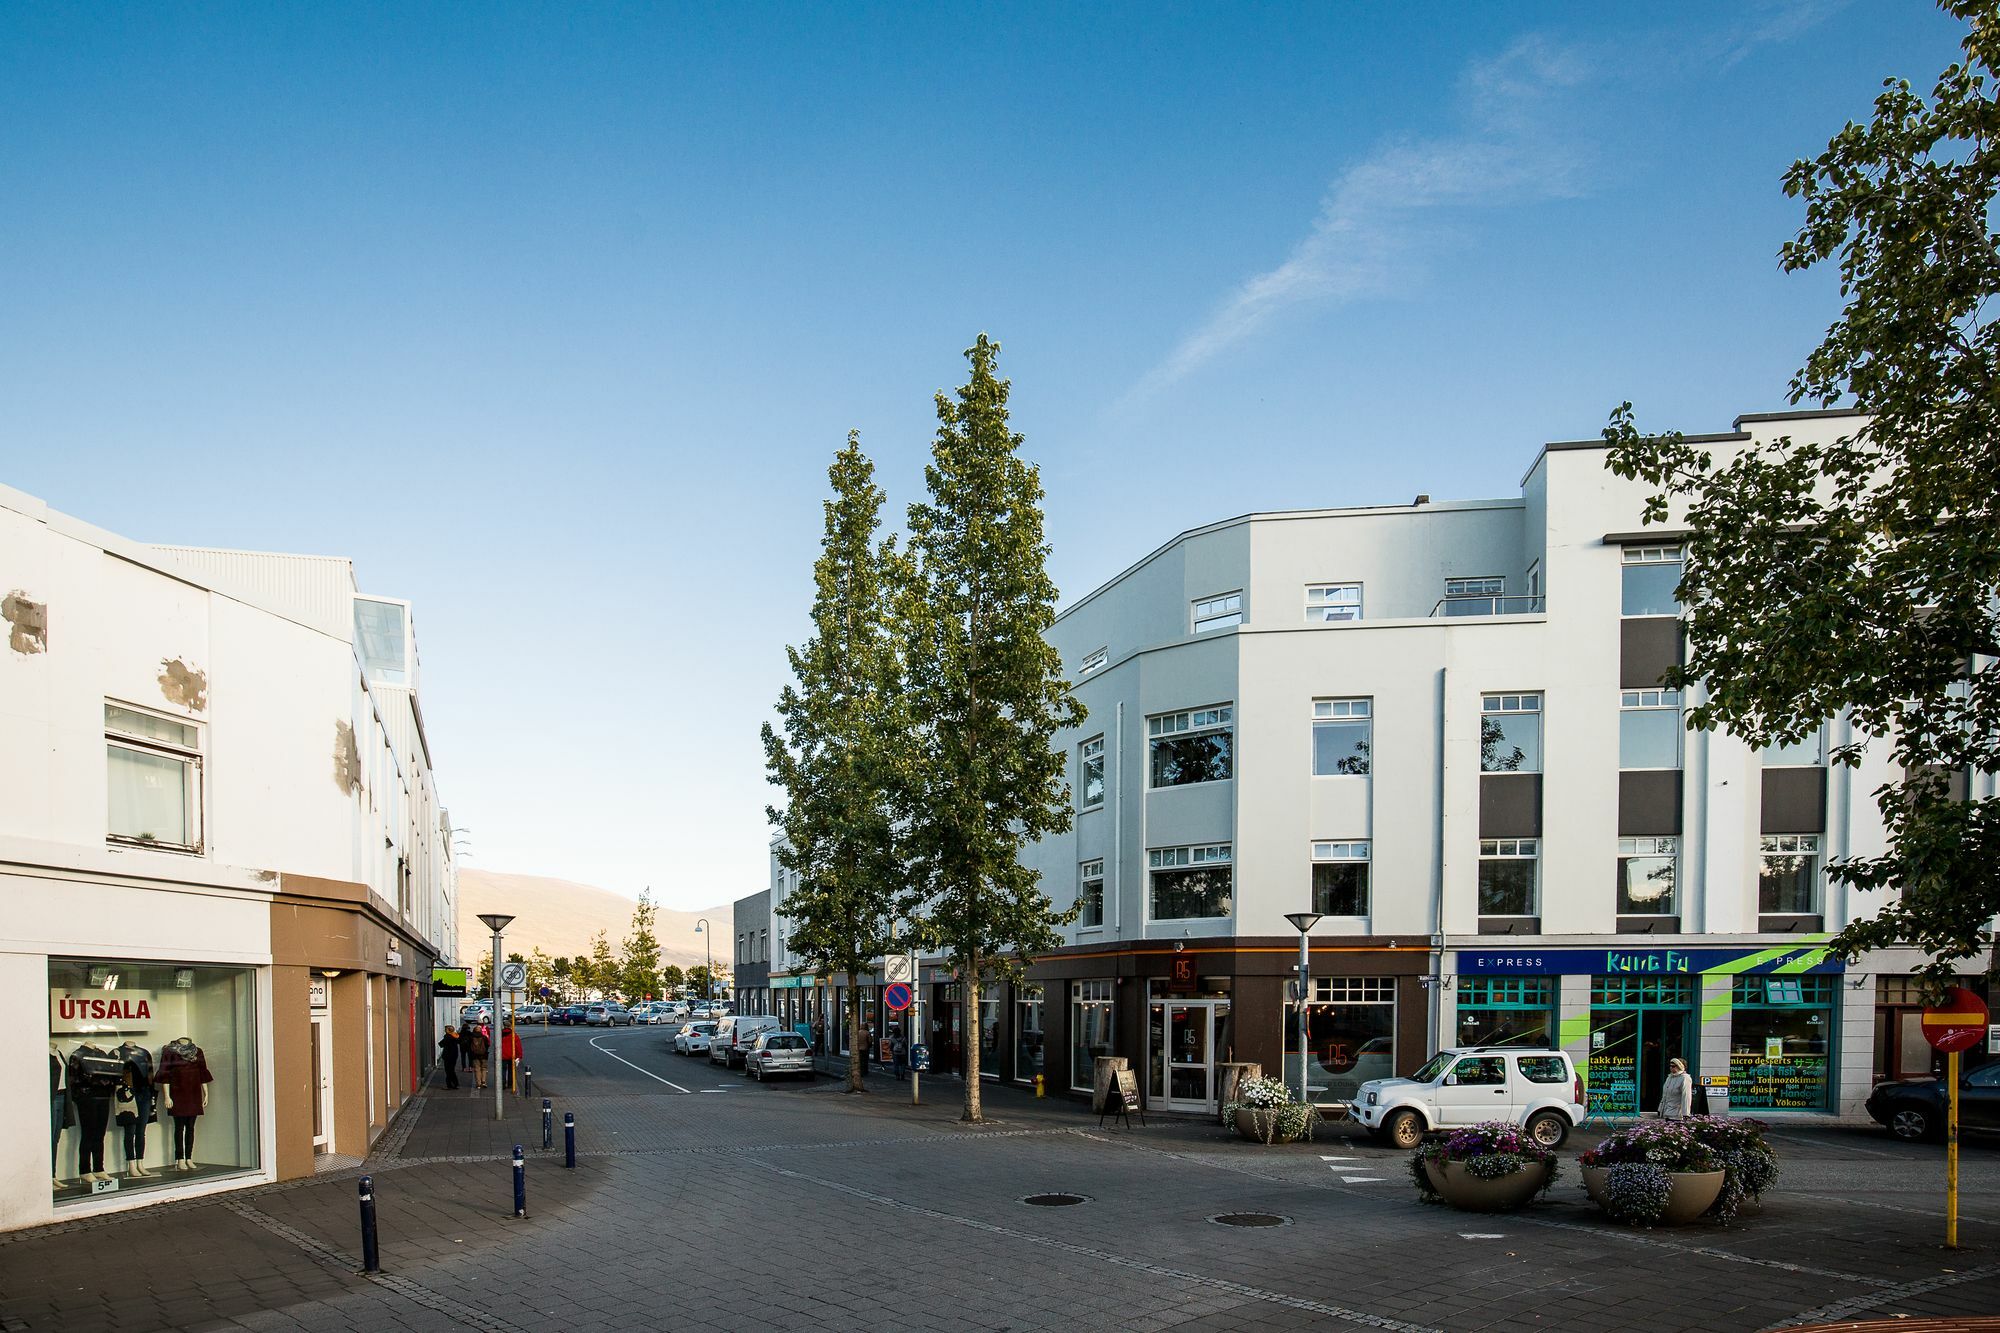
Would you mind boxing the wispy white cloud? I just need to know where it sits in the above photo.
[1127,36,1594,400]
[1711,0,1849,70]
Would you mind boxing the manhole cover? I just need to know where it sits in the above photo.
[1021,1193,1091,1207]
[1209,1212,1291,1228]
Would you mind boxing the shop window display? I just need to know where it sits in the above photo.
[50,959,258,1203]
[1283,977,1396,1105]
[1455,978,1556,1048]
[1729,975,1836,1111]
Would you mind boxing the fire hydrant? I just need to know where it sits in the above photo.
[1034,1074,1045,1098]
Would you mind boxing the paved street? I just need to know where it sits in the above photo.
[4,1025,1998,1333]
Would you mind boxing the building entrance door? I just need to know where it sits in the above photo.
[1147,1000,1232,1113]
[1588,975,1695,1116]
[310,1013,333,1154]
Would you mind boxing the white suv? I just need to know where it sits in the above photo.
[1349,1047,1584,1149]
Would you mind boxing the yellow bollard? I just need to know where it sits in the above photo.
[1034,1073,1045,1098]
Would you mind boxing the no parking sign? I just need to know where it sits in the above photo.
[884,982,913,1012]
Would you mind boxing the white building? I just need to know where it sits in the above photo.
[766,408,1990,1121]
[0,482,456,1230]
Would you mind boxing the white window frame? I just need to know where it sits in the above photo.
[1191,591,1244,633]
[1147,843,1234,922]
[1311,698,1372,778]
[1147,705,1234,789]
[1616,836,1678,916]
[104,700,204,854]
[1309,840,1371,917]
[1446,576,1506,598]
[1622,544,1684,565]
[1760,725,1829,768]
[1477,838,1540,916]
[1077,858,1105,929]
[1618,689,1683,770]
[1079,735,1106,811]
[1479,693,1543,774]
[1078,646,1108,677]
[1304,583,1363,624]
[1526,561,1541,599]
[1311,976,1394,1003]
[1759,833,1823,914]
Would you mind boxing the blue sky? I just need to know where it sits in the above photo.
[0,2,1966,910]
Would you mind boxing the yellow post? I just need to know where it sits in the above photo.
[1946,1046,1960,1249]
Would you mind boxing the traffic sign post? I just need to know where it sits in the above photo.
[1922,986,1989,1249]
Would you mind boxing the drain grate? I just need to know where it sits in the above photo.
[1209,1212,1291,1227]
[1021,1193,1091,1207]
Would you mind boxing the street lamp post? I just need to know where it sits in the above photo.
[1284,912,1322,1107]
[694,919,712,1007]
[477,913,515,1122]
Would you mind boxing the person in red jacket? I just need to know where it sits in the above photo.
[500,1021,524,1092]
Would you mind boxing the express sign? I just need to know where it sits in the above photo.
[1922,986,1990,1053]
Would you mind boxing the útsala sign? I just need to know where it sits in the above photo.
[52,991,156,1033]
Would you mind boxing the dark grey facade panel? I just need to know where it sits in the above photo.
[1618,770,1683,837]
[1478,773,1542,838]
[1620,617,1682,690]
[1760,768,1829,833]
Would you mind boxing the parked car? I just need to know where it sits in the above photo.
[459,1003,491,1026]
[1866,1062,2000,1141]
[711,1013,787,1068]
[744,1031,813,1081]
[1349,1047,1585,1149]
[674,1021,718,1054]
[516,1003,552,1024]
[550,1004,588,1026]
[585,1002,634,1027]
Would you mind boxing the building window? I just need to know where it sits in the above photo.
[1447,576,1505,598]
[1479,694,1542,773]
[1077,859,1105,929]
[1455,977,1556,1048]
[1761,725,1827,768]
[1149,844,1233,920]
[1527,561,1541,600]
[1286,976,1396,1105]
[1148,706,1234,787]
[759,929,768,962]
[1309,841,1370,916]
[1729,975,1835,1111]
[1619,689,1683,769]
[1014,985,1044,1084]
[1478,839,1539,916]
[1305,583,1363,623]
[353,597,411,686]
[1078,647,1108,677]
[105,702,204,852]
[1311,699,1372,776]
[1079,735,1105,810]
[1191,592,1243,633]
[1617,837,1678,917]
[1759,834,1821,915]
[1070,980,1114,1091]
[1621,545,1684,617]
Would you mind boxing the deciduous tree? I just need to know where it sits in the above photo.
[623,891,663,1001]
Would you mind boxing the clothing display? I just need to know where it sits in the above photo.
[114,1041,158,1172]
[172,1116,197,1163]
[49,1050,74,1178]
[156,1038,213,1166]
[66,1044,125,1177]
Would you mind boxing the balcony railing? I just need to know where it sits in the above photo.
[1430,594,1547,618]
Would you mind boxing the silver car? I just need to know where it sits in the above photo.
[674,1021,717,1054]
[744,1031,812,1081]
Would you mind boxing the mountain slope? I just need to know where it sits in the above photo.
[455,868,732,973]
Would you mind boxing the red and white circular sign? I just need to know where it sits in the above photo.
[1921,986,1990,1053]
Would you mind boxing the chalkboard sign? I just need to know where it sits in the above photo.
[1114,1068,1141,1112]
[1098,1068,1145,1128]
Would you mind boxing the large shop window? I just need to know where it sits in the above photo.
[1070,980,1114,1091]
[1588,975,1694,1116]
[1015,986,1044,1084]
[1455,978,1556,1048]
[51,959,258,1204]
[1284,977,1396,1105]
[105,703,204,853]
[978,991,1002,1079]
[1148,707,1234,788]
[1309,841,1370,916]
[1149,844,1233,920]
[1729,976,1836,1111]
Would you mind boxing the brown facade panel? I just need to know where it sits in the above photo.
[1761,767,1829,833]
[1618,770,1684,837]
[270,965,315,1182]
[1479,773,1543,838]
[1620,617,1682,689]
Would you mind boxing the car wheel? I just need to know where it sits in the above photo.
[1890,1105,1937,1142]
[752,1064,762,1081]
[1385,1109,1425,1150]
[1526,1111,1569,1150]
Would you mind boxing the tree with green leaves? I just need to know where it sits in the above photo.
[659,962,685,999]
[568,954,592,999]
[764,434,912,1093]
[623,891,664,1001]
[548,954,573,1000]
[686,964,719,1001]
[588,931,619,1000]
[1607,0,2000,988]
[901,335,1084,1121]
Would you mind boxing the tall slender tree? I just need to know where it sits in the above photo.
[588,931,619,1000]
[764,434,911,1093]
[901,335,1084,1121]
[623,890,664,1001]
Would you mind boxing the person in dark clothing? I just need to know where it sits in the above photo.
[438,1027,463,1090]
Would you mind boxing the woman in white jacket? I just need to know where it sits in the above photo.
[1659,1057,1694,1119]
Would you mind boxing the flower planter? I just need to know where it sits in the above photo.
[1422,1159,1553,1212]
[1234,1106,1302,1144]
[1582,1165,1726,1225]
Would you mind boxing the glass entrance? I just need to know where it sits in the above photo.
[1588,975,1694,1115]
[310,1014,329,1152]
[1147,1000,1231,1113]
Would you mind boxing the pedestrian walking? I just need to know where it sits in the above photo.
[465,1024,491,1091]
[500,1021,523,1092]
[891,1031,907,1082]
[1659,1056,1693,1119]
[812,1017,825,1056]
[438,1027,462,1090]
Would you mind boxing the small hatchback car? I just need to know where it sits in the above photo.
[1349,1047,1586,1149]
[744,1031,813,1081]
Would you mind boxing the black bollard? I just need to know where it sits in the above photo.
[358,1175,380,1273]
[512,1145,526,1218]
[564,1111,576,1168]
[521,1067,533,1098]
[542,1098,553,1150]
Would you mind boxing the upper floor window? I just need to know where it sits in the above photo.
[1310,841,1370,916]
[1148,844,1233,920]
[105,702,204,853]
[1477,838,1539,916]
[1621,545,1684,617]
[1619,689,1683,770]
[1480,694,1542,773]
[1078,858,1105,928]
[1759,834,1821,915]
[1311,699,1372,776]
[1079,735,1106,810]
[1078,647,1108,677]
[1441,576,1510,618]
[1191,592,1243,633]
[353,596,412,686]
[1760,725,1827,767]
[1149,706,1234,788]
[1617,836,1677,916]
[1447,576,1506,598]
[1305,583,1363,624]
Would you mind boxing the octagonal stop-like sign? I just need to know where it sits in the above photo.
[1922,986,1990,1053]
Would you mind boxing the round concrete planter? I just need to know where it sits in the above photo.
[1423,1159,1553,1212]
[1233,1106,1303,1144]
[1581,1165,1726,1225]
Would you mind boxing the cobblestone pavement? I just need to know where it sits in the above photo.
[3,1025,1997,1332]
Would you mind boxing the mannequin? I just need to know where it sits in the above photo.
[65,1043,126,1184]
[50,1046,75,1190]
[114,1040,156,1177]
[155,1037,212,1171]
